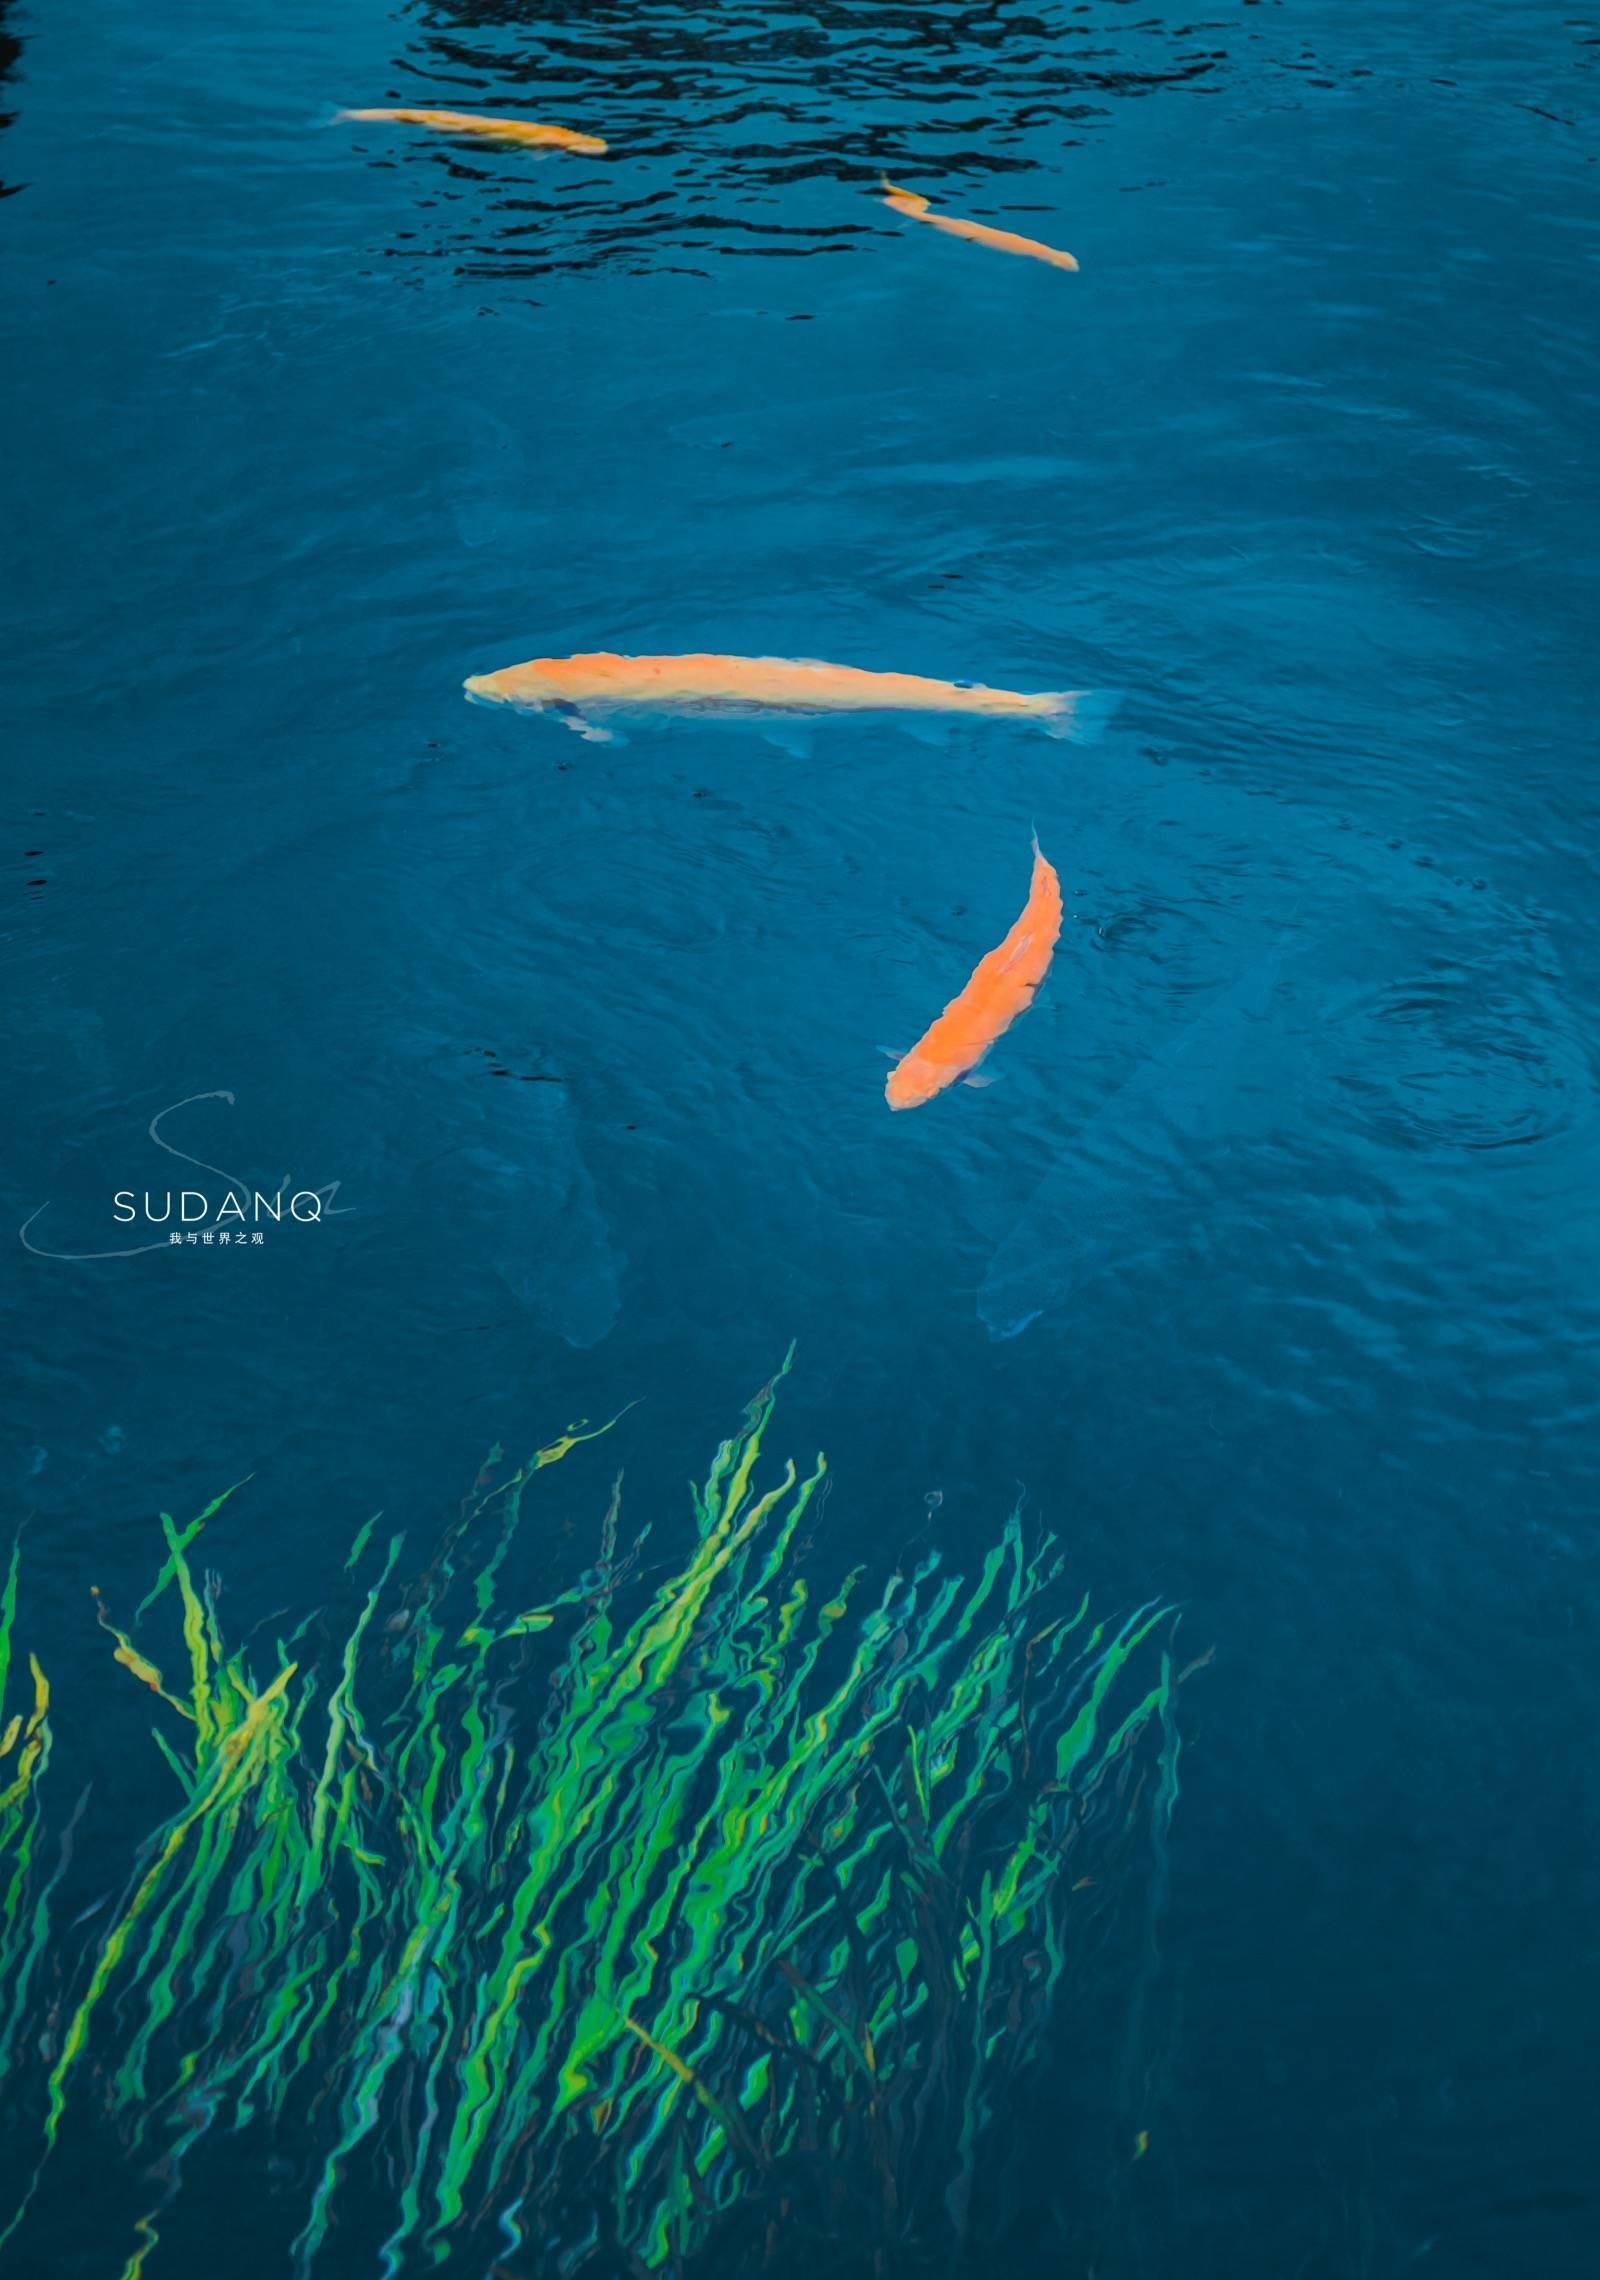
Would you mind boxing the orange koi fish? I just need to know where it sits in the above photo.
[886,839,1063,1111]
[463,652,1111,744]
[336,108,607,156]
[880,177,1078,272]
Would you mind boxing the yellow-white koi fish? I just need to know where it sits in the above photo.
[880,177,1078,272]
[463,652,1114,744]
[337,107,607,156]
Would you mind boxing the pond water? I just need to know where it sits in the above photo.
[4,3,1598,2275]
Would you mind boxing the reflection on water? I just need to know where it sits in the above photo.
[349,0,1232,275]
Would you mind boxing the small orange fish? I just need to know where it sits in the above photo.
[880,177,1078,272]
[886,839,1063,1111]
[337,107,607,157]
[464,652,1109,743]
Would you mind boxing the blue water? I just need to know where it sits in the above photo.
[5,1,1599,2272]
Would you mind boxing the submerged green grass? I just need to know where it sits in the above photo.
[0,1362,1181,2276]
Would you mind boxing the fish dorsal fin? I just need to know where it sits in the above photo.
[998,928,1035,975]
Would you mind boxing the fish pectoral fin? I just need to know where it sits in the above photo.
[879,1045,910,1063]
[549,699,616,745]
[759,722,814,760]
[962,1069,1001,1090]
[900,716,950,748]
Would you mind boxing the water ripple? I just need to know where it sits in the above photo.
[340,0,1237,275]
[1327,956,1590,1156]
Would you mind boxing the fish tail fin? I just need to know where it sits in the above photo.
[1039,688,1122,744]
[981,1294,1039,1343]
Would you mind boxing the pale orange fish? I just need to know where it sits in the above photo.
[463,652,1112,744]
[880,177,1078,272]
[336,107,607,157]
[886,839,1063,1111]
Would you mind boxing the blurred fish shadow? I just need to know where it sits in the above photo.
[979,881,1597,1342]
[979,927,1310,1341]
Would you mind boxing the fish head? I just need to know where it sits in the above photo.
[463,661,564,711]
[879,176,929,217]
[885,1054,945,1111]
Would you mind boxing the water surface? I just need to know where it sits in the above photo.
[5,3,1599,2273]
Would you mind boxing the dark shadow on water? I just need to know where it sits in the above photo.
[0,1,24,201]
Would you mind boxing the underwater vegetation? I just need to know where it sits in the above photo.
[0,1540,56,2092]
[0,1364,1180,2277]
